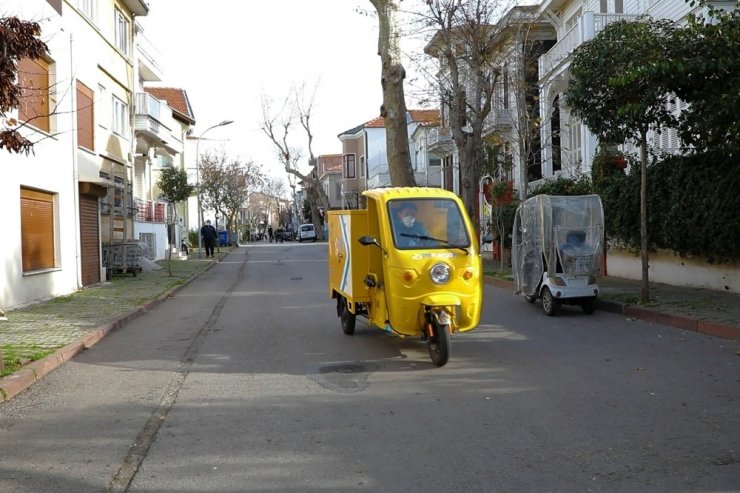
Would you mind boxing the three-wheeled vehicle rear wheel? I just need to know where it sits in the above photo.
[524,294,537,303]
[427,319,451,367]
[581,297,597,314]
[340,299,356,335]
[541,287,559,316]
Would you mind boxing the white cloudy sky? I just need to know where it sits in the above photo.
[139,0,418,183]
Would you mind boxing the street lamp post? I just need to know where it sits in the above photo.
[195,119,233,258]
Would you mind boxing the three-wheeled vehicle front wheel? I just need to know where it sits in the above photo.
[427,318,451,367]
[340,298,356,335]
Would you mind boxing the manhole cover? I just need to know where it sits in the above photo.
[307,362,379,393]
[321,363,364,374]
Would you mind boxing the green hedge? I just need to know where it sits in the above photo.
[595,150,740,263]
[520,150,740,263]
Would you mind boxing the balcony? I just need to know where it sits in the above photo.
[539,12,639,80]
[485,108,513,131]
[134,198,170,223]
[134,92,180,154]
[427,126,455,156]
[367,164,391,189]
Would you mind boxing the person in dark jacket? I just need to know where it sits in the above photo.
[201,220,217,258]
[392,201,431,248]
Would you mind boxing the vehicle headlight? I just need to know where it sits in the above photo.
[430,263,451,285]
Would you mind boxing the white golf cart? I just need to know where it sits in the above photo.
[511,194,604,315]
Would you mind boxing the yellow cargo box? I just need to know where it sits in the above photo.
[327,209,371,303]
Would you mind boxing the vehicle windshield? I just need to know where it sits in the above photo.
[388,198,471,251]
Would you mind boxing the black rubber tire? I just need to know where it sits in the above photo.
[427,319,451,367]
[340,300,356,335]
[581,297,597,314]
[541,287,558,316]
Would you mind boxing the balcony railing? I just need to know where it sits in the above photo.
[539,12,640,79]
[427,127,455,156]
[134,198,169,223]
[367,164,391,189]
[134,92,163,136]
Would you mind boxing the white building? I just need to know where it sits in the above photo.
[1,0,196,309]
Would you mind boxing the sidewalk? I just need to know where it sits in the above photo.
[0,251,223,402]
[2,248,738,402]
[484,275,740,341]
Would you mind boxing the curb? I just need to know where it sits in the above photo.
[483,276,740,341]
[0,261,217,403]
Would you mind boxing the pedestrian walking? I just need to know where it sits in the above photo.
[201,220,217,258]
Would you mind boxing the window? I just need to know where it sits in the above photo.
[21,187,57,272]
[600,0,624,13]
[97,84,107,129]
[115,9,130,55]
[112,95,128,136]
[17,57,50,132]
[344,154,356,178]
[360,156,365,177]
[76,81,94,150]
[334,182,341,200]
[75,0,95,19]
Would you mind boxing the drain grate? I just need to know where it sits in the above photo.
[290,277,303,281]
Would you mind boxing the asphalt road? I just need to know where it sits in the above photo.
[1,243,738,492]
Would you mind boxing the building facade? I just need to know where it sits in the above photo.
[2,0,195,309]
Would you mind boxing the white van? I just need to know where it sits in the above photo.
[297,223,317,242]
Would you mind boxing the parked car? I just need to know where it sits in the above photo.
[297,223,317,242]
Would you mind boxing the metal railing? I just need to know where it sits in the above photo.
[539,12,640,79]
[134,198,168,223]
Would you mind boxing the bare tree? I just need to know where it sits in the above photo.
[261,176,288,226]
[198,150,228,231]
[259,89,329,239]
[221,159,264,239]
[369,0,416,187]
[420,0,513,217]
[200,150,264,247]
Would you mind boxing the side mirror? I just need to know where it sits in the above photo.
[358,235,387,255]
[358,235,378,246]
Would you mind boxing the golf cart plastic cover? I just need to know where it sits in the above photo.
[512,194,604,296]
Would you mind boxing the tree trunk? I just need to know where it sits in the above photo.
[306,178,328,240]
[639,132,650,303]
[370,0,415,187]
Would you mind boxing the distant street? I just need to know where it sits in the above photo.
[1,243,738,492]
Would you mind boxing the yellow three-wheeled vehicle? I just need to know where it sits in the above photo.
[328,188,483,366]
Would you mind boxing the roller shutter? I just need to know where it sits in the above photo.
[79,193,100,285]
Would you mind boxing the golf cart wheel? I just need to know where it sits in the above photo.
[340,299,356,335]
[541,287,559,316]
[581,297,597,315]
[524,294,537,303]
[427,319,451,367]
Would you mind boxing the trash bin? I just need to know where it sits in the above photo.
[218,230,229,246]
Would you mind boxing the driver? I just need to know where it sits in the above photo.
[392,201,430,248]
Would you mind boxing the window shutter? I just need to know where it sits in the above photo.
[18,57,50,132]
[21,188,56,272]
[76,81,94,150]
